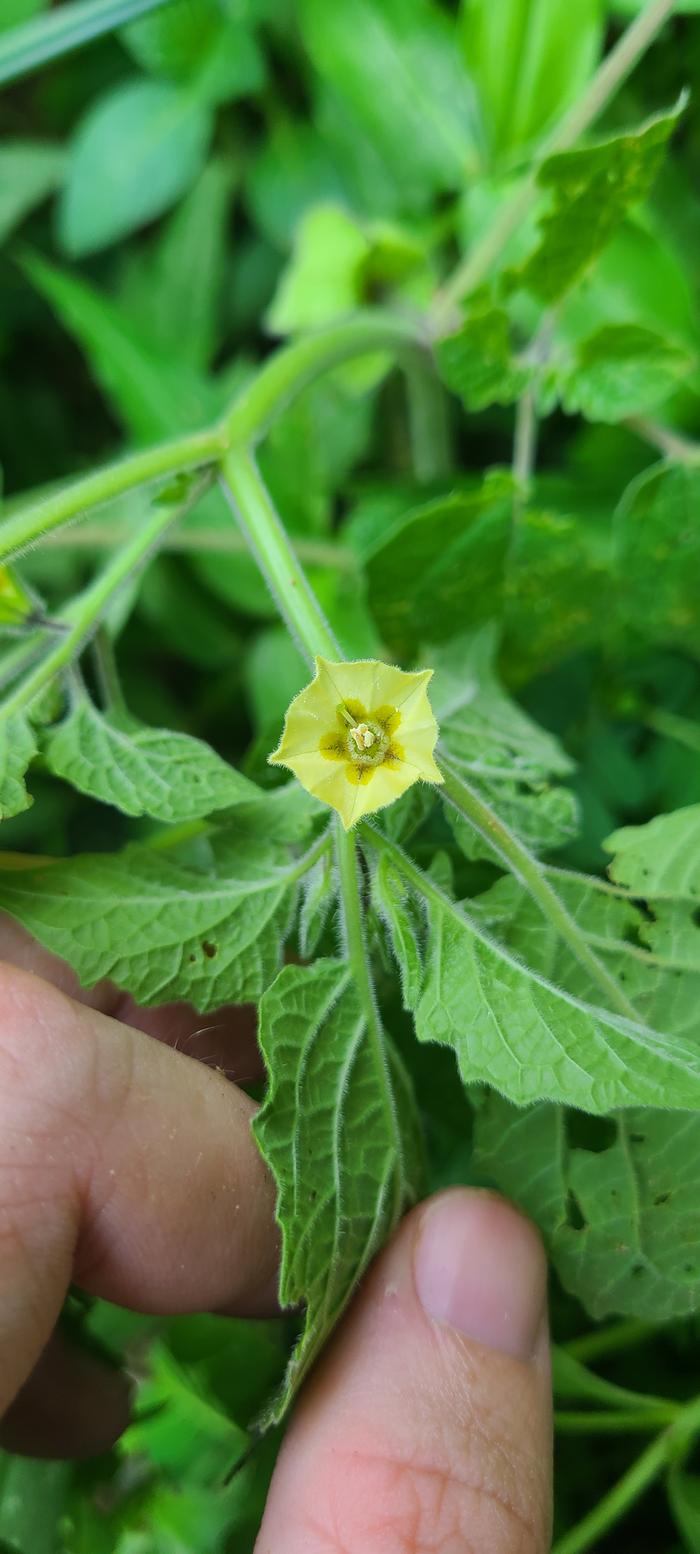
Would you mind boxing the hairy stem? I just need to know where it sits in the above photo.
[552,1393,700,1554]
[220,448,340,665]
[433,0,678,325]
[0,428,224,566]
[0,480,206,724]
[438,755,639,1022]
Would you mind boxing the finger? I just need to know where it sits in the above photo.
[258,1189,552,1554]
[0,914,263,1081]
[0,1329,132,1459]
[0,962,278,1420]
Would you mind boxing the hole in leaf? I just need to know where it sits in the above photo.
[565,1191,586,1231]
[566,1112,617,1153]
[631,1263,646,1278]
[202,941,218,959]
[693,907,700,928]
[653,1192,671,1206]
[629,1133,646,1146]
[622,921,646,950]
[685,1264,697,1277]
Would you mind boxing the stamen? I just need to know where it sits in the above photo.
[350,722,375,751]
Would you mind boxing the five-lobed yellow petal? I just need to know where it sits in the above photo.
[269,656,443,830]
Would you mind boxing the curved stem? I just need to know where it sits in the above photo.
[0,427,224,566]
[553,1393,700,1554]
[433,0,678,326]
[220,448,339,665]
[0,477,208,724]
[437,755,638,1022]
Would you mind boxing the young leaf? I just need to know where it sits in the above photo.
[432,626,578,858]
[254,958,422,1421]
[371,851,423,1011]
[615,464,700,657]
[0,141,65,245]
[369,831,700,1114]
[0,833,311,1009]
[58,77,212,256]
[43,697,256,822]
[0,714,36,820]
[474,1095,700,1320]
[461,0,603,162]
[436,300,532,411]
[266,204,371,336]
[554,322,694,423]
[512,101,685,304]
[298,851,336,958]
[365,473,513,656]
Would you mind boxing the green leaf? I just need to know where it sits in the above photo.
[371,851,423,1011]
[436,299,532,411]
[474,1095,700,1319]
[461,0,603,162]
[513,101,685,304]
[43,697,255,822]
[58,77,212,256]
[371,833,700,1114]
[0,1457,69,1554]
[0,832,311,1009]
[123,0,265,106]
[245,119,345,249]
[298,851,336,957]
[0,0,48,31]
[298,0,478,211]
[432,626,578,858]
[0,0,171,86]
[266,203,371,335]
[504,500,613,679]
[0,715,36,820]
[0,141,64,245]
[555,322,694,423]
[23,252,216,441]
[605,804,700,900]
[121,158,234,371]
[614,463,700,657]
[254,958,422,1421]
[365,472,513,656]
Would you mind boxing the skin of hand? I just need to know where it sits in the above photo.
[0,918,552,1553]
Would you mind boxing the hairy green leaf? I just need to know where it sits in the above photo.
[554,322,694,423]
[0,715,36,820]
[605,804,700,900]
[436,300,532,411]
[254,958,422,1421]
[298,852,336,958]
[370,833,700,1114]
[365,473,513,656]
[432,626,578,858]
[513,102,684,304]
[615,463,700,656]
[475,1096,700,1319]
[43,697,255,821]
[0,833,311,1009]
[58,77,212,256]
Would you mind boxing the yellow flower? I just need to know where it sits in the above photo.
[269,656,443,830]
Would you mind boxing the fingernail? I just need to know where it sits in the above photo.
[413,1189,546,1360]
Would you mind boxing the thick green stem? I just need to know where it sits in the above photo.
[0,484,202,724]
[0,428,223,566]
[438,755,638,1022]
[555,1406,680,1435]
[552,1393,700,1554]
[221,312,426,444]
[433,0,678,325]
[220,449,339,665]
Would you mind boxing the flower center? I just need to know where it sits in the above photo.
[345,717,389,767]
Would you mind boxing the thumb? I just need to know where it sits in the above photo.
[257,1189,552,1554]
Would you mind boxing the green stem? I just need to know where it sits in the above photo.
[221,312,426,444]
[0,0,174,86]
[220,448,339,665]
[91,627,127,716]
[0,481,204,724]
[0,428,223,566]
[555,1406,680,1435]
[626,415,700,463]
[645,706,700,753]
[437,755,639,1022]
[405,355,452,483]
[566,1319,656,1365]
[40,524,356,570]
[433,0,678,325]
[552,1393,700,1554]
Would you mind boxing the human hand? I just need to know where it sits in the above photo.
[0,922,552,1552]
